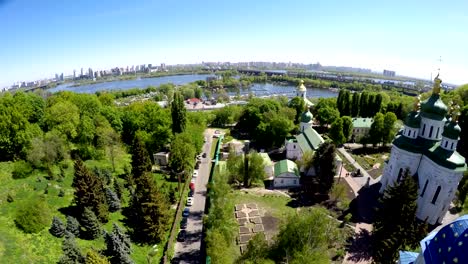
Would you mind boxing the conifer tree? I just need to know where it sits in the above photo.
[329,118,346,145]
[130,136,152,181]
[66,215,81,237]
[72,159,109,222]
[105,188,121,212]
[50,216,66,238]
[113,180,123,201]
[171,91,187,134]
[342,90,351,116]
[313,142,336,194]
[130,172,170,243]
[81,207,101,240]
[104,223,133,264]
[360,92,369,117]
[58,232,85,264]
[351,92,360,117]
[372,169,428,263]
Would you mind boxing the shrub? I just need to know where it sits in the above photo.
[50,216,66,238]
[12,160,33,179]
[15,197,51,233]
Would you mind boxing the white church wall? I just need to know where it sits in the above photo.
[380,146,422,193]
[419,117,445,140]
[286,141,302,160]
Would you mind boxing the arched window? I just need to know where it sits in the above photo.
[397,168,403,183]
[422,124,426,135]
[413,131,416,137]
[420,180,429,197]
[431,186,441,204]
[451,142,454,149]
[444,141,448,148]
[429,126,434,138]
[436,127,440,138]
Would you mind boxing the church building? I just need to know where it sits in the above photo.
[380,75,466,225]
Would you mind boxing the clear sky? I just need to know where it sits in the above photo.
[1,0,468,87]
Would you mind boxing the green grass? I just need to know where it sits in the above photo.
[0,156,173,263]
[336,152,354,173]
[349,151,389,178]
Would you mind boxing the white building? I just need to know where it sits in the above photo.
[351,117,373,142]
[273,159,300,188]
[380,75,466,225]
[285,126,324,161]
[153,152,170,166]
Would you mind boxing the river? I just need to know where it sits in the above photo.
[50,74,337,98]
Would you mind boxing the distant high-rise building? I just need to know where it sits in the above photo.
[73,70,76,79]
[55,73,59,80]
[88,68,93,78]
[161,63,166,71]
[383,70,396,77]
[60,73,64,81]
[81,68,84,77]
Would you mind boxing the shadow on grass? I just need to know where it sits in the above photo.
[345,227,373,262]
[58,204,81,218]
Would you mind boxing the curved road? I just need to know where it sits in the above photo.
[172,129,215,264]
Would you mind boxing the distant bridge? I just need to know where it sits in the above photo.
[237,69,287,76]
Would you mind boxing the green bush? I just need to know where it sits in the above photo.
[12,160,33,179]
[15,197,52,233]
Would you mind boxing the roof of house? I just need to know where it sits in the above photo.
[274,159,299,177]
[295,126,324,153]
[259,153,273,166]
[352,117,373,128]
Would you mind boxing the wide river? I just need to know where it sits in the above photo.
[50,74,337,98]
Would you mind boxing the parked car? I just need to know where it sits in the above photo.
[187,197,194,206]
[188,190,194,197]
[189,182,195,191]
[193,170,198,178]
[202,152,207,158]
[180,217,187,229]
[190,178,196,184]
[195,162,200,169]
[182,208,190,217]
[204,137,207,143]
[177,230,187,242]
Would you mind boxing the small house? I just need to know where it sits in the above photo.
[153,152,170,166]
[273,160,300,188]
[285,126,324,161]
[351,117,373,142]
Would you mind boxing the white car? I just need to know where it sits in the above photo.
[187,197,194,206]
[190,178,196,184]
[193,170,198,178]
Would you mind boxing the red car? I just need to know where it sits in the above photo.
[189,182,195,191]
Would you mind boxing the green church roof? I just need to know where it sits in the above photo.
[405,111,421,128]
[420,93,448,121]
[442,121,461,140]
[274,159,299,177]
[300,110,313,123]
[295,127,324,153]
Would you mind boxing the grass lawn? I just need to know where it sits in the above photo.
[228,191,295,219]
[0,155,173,263]
[348,150,389,179]
[336,151,354,173]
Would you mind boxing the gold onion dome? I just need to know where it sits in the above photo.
[297,80,307,92]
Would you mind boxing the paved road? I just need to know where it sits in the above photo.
[172,129,215,264]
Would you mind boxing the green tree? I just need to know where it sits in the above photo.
[237,233,273,263]
[169,132,196,176]
[244,151,266,187]
[359,92,369,117]
[382,112,397,144]
[272,208,341,263]
[316,107,340,127]
[81,207,101,240]
[72,159,109,223]
[15,197,51,233]
[329,118,346,145]
[342,90,352,116]
[194,87,203,99]
[105,188,121,212]
[85,250,110,264]
[369,112,385,146]
[171,91,187,134]
[288,97,306,124]
[58,232,85,264]
[314,142,336,194]
[130,136,152,181]
[66,215,81,237]
[373,170,427,263]
[226,150,244,185]
[50,216,66,238]
[45,100,81,140]
[351,92,360,117]
[342,116,353,141]
[104,223,133,264]
[130,172,171,243]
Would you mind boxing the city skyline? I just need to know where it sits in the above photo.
[1,0,468,87]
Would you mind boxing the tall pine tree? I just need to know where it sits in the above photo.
[50,216,66,238]
[313,142,337,194]
[58,232,85,264]
[104,223,134,264]
[130,136,152,182]
[72,159,109,222]
[171,91,187,134]
[342,90,351,116]
[351,92,360,117]
[372,169,428,263]
[360,92,369,117]
[81,207,101,240]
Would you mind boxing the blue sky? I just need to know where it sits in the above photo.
[1,0,468,87]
